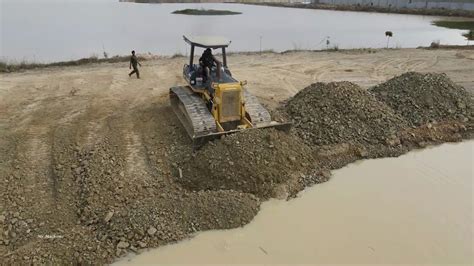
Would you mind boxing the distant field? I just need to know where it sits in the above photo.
[172,8,242,15]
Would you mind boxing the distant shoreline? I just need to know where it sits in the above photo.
[2,45,473,73]
[122,1,474,17]
[239,2,474,18]
[123,1,474,18]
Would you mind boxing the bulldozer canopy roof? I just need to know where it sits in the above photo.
[183,35,231,49]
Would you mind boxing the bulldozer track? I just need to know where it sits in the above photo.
[243,89,272,126]
[170,86,217,138]
[170,86,274,142]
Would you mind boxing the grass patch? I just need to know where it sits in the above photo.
[463,30,474,41]
[432,20,474,31]
[0,55,146,73]
[172,8,242,16]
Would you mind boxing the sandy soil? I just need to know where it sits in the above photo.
[0,48,473,263]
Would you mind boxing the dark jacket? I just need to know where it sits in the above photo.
[130,55,139,68]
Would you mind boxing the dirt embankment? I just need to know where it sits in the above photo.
[1,49,473,264]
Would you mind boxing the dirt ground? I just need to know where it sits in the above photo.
[0,48,473,263]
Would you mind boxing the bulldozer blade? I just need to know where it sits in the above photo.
[191,122,292,150]
[255,121,292,132]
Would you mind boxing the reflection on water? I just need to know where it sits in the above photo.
[116,141,473,265]
[1,0,469,62]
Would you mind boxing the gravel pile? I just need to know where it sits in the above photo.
[176,129,324,199]
[285,81,409,147]
[369,72,474,126]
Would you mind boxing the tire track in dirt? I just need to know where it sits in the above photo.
[262,67,302,96]
[109,109,159,189]
[124,131,152,183]
[64,68,169,214]
[1,99,82,254]
[76,72,127,149]
[81,123,108,149]
[7,94,74,207]
[24,127,56,200]
[396,59,431,73]
[372,57,399,81]
[1,71,120,259]
[3,128,53,213]
[110,71,161,186]
[133,103,191,188]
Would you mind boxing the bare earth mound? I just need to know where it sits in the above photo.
[285,82,409,147]
[369,72,474,127]
[176,129,326,199]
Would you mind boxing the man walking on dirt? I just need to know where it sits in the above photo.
[129,50,142,79]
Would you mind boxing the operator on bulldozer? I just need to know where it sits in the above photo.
[199,48,221,92]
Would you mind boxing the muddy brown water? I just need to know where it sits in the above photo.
[116,141,473,264]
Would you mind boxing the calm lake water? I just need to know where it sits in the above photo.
[116,141,473,264]
[1,0,469,62]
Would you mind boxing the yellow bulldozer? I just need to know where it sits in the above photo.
[170,36,290,148]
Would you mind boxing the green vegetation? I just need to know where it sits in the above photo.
[432,20,474,31]
[172,8,242,16]
[433,20,474,40]
[0,55,146,73]
[463,30,474,41]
